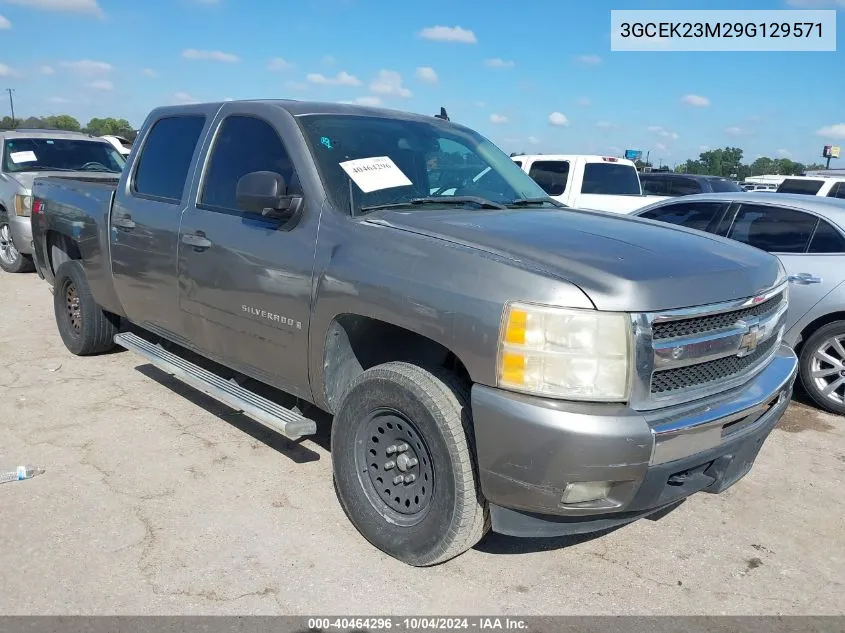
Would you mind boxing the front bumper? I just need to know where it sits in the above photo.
[8,212,33,256]
[471,344,798,538]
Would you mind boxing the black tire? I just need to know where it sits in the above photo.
[331,362,489,566]
[798,320,845,417]
[53,260,120,356]
[0,210,35,273]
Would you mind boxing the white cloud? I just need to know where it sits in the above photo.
[489,113,508,124]
[816,123,845,139]
[286,80,308,92]
[370,70,411,97]
[725,126,744,136]
[576,96,591,107]
[60,59,113,75]
[681,94,710,107]
[595,121,615,128]
[0,63,19,77]
[527,136,540,145]
[141,68,157,78]
[4,0,103,16]
[776,149,792,158]
[353,96,382,106]
[40,65,55,75]
[699,145,710,151]
[173,92,198,104]
[419,25,477,43]
[548,112,569,126]
[655,142,669,152]
[182,49,240,63]
[268,57,293,72]
[475,101,486,108]
[89,79,113,91]
[49,96,70,103]
[307,71,361,86]
[576,54,602,64]
[415,66,438,84]
[0,14,10,28]
[648,125,679,140]
[321,55,336,66]
[485,58,514,68]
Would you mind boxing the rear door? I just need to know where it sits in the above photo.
[110,108,216,338]
[725,202,844,332]
[176,102,318,399]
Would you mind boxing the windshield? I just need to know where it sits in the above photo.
[3,138,126,174]
[777,179,824,195]
[580,163,643,195]
[296,114,550,213]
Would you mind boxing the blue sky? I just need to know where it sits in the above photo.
[0,0,843,166]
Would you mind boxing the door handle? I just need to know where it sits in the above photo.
[181,232,213,249]
[112,215,135,229]
[788,273,822,285]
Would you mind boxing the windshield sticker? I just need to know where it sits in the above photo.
[320,136,333,150]
[9,151,37,164]
[339,156,412,193]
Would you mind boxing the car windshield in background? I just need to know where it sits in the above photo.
[3,138,125,174]
[709,178,744,192]
[777,179,824,195]
[296,114,550,213]
[580,163,642,195]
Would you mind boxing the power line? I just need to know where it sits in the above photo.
[5,88,15,125]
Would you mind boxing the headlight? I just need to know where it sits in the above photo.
[14,194,32,217]
[497,302,632,401]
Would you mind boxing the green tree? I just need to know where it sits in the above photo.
[84,117,134,137]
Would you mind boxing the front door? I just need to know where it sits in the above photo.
[177,104,318,399]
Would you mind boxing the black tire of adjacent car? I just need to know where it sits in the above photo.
[331,361,490,566]
[53,260,120,356]
[0,210,36,274]
[798,320,845,417]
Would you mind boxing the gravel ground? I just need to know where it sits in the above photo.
[1,271,843,615]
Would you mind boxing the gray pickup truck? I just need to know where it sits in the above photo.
[31,99,798,566]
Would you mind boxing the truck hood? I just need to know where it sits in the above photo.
[8,171,120,192]
[364,208,783,313]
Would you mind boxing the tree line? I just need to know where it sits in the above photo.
[638,147,826,178]
[0,114,136,140]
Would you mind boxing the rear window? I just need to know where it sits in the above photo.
[808,219,845,253]
[581,163,642,195]
[2,137,125,174]
[777,179,824,195]
[826,182,845,200]
[709,178,743,192]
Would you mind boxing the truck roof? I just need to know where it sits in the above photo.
[511,153,637,166]
[0,128,100,140]
[148,99,475,132]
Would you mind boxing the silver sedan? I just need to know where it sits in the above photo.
[632,191,845,417]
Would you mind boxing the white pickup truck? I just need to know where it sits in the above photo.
[512,154,669,213]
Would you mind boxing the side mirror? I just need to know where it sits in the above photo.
[236,171,303,222]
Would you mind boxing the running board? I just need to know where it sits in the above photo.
[114,332,317,441]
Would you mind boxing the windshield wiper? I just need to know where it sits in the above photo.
[506,197,567,208]
[361,196,506,212]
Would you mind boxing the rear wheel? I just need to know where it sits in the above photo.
[53,260,120,356]
[331,362,489,566]
[799,321,845,417]
[0,211,35,273]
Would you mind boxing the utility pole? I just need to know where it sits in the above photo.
[5,88,15,126]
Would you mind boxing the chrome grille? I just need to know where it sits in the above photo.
[652,292,784,340]
[651,336,778,394]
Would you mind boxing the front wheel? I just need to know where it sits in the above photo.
[0,211,35,273]
[799,321,845,417]
[331,362,489,566]
[53,260,120,356]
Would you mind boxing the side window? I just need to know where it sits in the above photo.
[808,219,845,253]
[200,115,297,212]
[826,182,845,200]
[528,160,569,196]
[133,115,206,202]
[728,204,818,253]
[640,176,669,196]
[668,177,702,196]
[638,202,726,233]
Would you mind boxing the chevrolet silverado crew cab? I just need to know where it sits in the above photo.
[31,100,798,566]
[511,154,668,213]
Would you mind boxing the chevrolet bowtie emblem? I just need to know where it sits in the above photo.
[737,323,760,357]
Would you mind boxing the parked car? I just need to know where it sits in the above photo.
[640,172,743,197]
[512,154,669,213]
[633,192,845,416]
[0,128,126,273]
[776,176,845,199]
[32,100,797,565]
[99,134,133,156]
